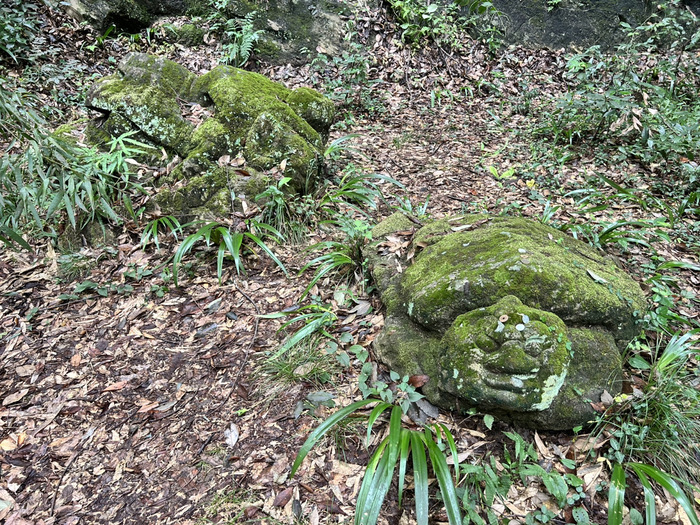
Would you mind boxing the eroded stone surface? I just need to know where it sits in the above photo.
[85,53,335,220]
[366,213,645,429]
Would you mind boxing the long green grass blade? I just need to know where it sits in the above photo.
[366,403,392,446]
[291,398,378,477]
[632,468,656,525]
[608,463,626,525]
[425,427,462,525]
[356,437,389,524]
[173,226,211,285]
[244,231,288,276]
[411,431,429,525]
[397,429,411,507]
[629,463,700,525]
[438,423,460,481]
[268,315,329,360]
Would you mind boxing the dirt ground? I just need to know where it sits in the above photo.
[1,3,698,524]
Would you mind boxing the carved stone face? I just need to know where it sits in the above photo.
[440,296,571,412]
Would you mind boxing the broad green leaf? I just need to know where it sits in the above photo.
[0,225,30,249]
[543,472,568,507]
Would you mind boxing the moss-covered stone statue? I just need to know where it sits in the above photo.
[85,53,335,220]
[365,213,646,430]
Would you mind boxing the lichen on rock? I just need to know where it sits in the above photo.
[366,212,646,430]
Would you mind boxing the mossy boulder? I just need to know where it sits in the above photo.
[85,53,335,220]
[366,213,646,430]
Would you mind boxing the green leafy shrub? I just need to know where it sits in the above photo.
[387,0,500,51]
[597,332,700,484]
[539,1,700,186]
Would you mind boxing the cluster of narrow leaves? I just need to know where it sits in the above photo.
[172,219,287,285]
[291,400,462,525]
[608,463,700,525]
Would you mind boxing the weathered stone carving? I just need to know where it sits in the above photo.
[365,213,646,429]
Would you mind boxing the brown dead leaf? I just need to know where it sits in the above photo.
[408,374,429,388]
[102,380,128,392]
[273,486,294,507]
[2,388,29,406]
[70,353,81,367]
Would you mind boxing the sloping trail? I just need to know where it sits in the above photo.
[0,5,691,524]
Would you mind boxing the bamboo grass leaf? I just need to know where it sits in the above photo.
[355,437,390,523]
[359,407,404,525]
[397,429,411,507]
[367,403,392,446]
[438,423,460,481]
[244,231,288,276]
[633,468,656,525]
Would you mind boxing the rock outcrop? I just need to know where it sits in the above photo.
[86,53,335,219]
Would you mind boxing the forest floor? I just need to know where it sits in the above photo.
[1,3,699,525]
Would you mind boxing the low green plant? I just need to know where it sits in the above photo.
[310,27,381,113]
[595,331,700,487]
[607,462,700,525]
[261,302,338,360]
[206,1,263,67]
[393,194,431,219]
[0,0,43,63]
[172,218,287,285]
[263,338,339,386]
[537,1,700,188]
[255,177,318,242]
[292,393,462,524]
[642,259,700,332]
[387,0,500,51]
[141,215,183,250]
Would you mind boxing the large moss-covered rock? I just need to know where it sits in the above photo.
[85,53,335,220]
[366,213,646,429]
